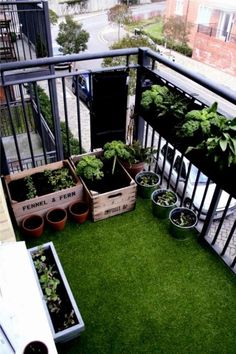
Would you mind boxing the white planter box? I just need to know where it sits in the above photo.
[28,242,85,343]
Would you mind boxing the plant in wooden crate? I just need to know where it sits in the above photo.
[74,147,137,221]
[29,242,84,342]
[4,160,83,225]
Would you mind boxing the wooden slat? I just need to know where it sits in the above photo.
[0,179,16,242]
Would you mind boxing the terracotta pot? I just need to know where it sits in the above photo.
[23,341,48,354]
[21,214,44,238]
[122,161,145,179]
[68,201,89,224]
[46,207,67,231]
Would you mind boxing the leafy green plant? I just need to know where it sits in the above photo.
[103,140,130,175]
[154,190,176,206]
[141,85,169,110]
[32,247,61,314]
[189,117,236,168]
[180,102,226,141]
[172,211,196,227]
[141,84,188,120]
[76,155,104,181]
[138,174,158,186]
[124,140,155,165]
[24,176,37,199]
[44,168,75,191]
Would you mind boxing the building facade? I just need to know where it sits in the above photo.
[165,0,236,76]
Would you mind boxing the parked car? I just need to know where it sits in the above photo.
[52,45,72,71]
[72,73,90,105]
[157,140,236,220]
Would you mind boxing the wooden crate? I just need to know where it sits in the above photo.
[4,160,84,226]
[71,151,137,221]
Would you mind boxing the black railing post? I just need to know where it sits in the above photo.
[0,137,10,175]
[134,48,151,142]
[199,185,222,240]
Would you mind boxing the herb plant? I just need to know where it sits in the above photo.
[124,140,155,165]
[76,155,104,180]
[155,190,177,206]
[138,174,159,186]
[172,211,196,227]
[44,168,75,191]
[24,176,37,199]
[103,140,130,175]
[179,102,226,141]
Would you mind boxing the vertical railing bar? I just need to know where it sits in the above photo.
[212,196,233,245]
[196,177,211,220]
[19,83,36,167]
[166,145,175,189]
[75,74,82,154]
[221,221,236,257]
[173,154,184,193]
[31,82,48,163]
[61,77,70,157]
[179,161,192,206]
[4,85,23,170]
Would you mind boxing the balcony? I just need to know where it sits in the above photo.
[0,2,236,353]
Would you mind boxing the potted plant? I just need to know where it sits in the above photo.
[135,171,160,199]
[4,160,83,226]
[121,140,156,178]
[68,200,89,224]
[21,214,44,238]
[74,150,137,221]
[169,207,198,240]
[151,189,178,219]
[23,341,48,354]
[28,242,85,342]
[45,207,67,231]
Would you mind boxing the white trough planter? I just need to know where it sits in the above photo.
[28,242,85,343]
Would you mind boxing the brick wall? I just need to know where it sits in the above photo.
[192,32,236,76]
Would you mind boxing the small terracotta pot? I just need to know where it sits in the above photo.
[69,201,89,224]
[21,214,44,238]
[46,207,67,231]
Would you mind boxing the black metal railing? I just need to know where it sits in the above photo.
[0,47,236,272]
[197,24,236,44]
[0,0,52,63]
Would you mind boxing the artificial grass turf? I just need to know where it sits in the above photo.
[19,198,236,354]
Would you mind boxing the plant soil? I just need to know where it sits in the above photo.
[24,215,43,230]
[84,160,130,193]
[71,203,88,214]
[8,168,76,202]
[32,247,79,333]
[47,209,66,222]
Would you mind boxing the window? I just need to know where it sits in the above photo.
[175,0,184,16]
[218,12,233,40]
[197,5,212,24]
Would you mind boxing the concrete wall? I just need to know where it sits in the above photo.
[192,32,236,76]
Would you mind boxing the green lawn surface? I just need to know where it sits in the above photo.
[19,198,236,354]
[127,17,163,40]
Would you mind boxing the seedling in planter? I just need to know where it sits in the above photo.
[124,140,155,165]
[44,168,75,191]
[76,155,104,180]
[139,174,159,186]
[155,190,176,206]
[103,140,130,175]
[172,212,196,227]
[24,176,37,199]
